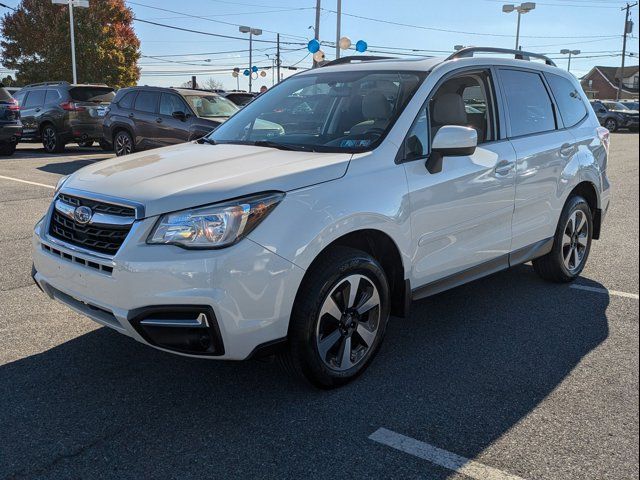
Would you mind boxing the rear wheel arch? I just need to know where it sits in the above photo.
[569,181,601,239]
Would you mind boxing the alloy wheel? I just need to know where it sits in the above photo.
[604,119,617,131]
[43,127,57,152]
[315,274,381,372]
[562,210,589,273]
[115,133,132,156]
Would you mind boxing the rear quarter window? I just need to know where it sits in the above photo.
[545,73,587,128]
[118,91,137,109]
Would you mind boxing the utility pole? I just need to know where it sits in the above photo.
[276,33,281,84]
[335,0,342,60]
[52,0,89,84]
[618,2,637,100]
[313,0,321,67]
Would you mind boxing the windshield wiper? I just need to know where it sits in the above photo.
[197,137,217,145]
[252,140,315,152]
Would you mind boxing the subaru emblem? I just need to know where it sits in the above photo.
[73,206,93,225]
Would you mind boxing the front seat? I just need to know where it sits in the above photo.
[431,93,468,139]
[350,92,391,136]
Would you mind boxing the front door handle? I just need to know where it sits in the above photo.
[560,143,575,157]
[495,160,515,176]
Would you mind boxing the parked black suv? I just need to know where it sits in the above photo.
[221,91,256,107]
[590,99,639,132]
[102,86,239,156]
[13,82,115,153]
[0,85,22,156]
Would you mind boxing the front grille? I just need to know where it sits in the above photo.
[49,194,134,255]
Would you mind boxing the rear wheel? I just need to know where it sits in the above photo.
[279,247,390,388]
[114,130,134,157]
[0,142,17,156]
[604,118,618,132]
[533,195,593,283]
[42,125,65,154]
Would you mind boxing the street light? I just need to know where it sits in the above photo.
[560,49,581,73]
[502,2,536,50]
[239,26,262,93]
[52,0,89,84]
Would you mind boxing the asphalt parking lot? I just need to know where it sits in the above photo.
[0,137,638,480]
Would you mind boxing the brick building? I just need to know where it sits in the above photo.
[581,65,639,100]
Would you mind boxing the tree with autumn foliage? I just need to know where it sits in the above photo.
[1,0,140,88]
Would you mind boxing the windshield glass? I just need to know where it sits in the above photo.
[184,94,239,118]
[603,101,630,111]
[206,70,426,152]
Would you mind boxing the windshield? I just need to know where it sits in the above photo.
[603,101,630,111]
[206,70,426,153]
[184,94,239,118]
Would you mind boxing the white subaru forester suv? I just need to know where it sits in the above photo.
[32,48,611,388]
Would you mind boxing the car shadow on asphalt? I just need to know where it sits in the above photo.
[36,159,102,176]
[0,264,610,479]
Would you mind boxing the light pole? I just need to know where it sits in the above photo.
[265,54,275,86]
[502,3,536,50]
[239,26,262,93]
[52,0,89,84]
[560,49,580,73]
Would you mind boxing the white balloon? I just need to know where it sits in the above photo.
[339,37,352,50]
[313,50,326,62]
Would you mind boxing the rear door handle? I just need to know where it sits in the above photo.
[560,143,575,157]
[495,160,515,176]
[156,118,163,123]
[128,113,135,119]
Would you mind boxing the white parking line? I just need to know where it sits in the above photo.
[369,428,526,480]
[0,175,55,190]
[570,284,639,300]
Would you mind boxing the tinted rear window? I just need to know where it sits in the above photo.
[45,90,61,104]
[69,87,115,103]
[545,73,587,128]
[118,91,137,109]
[134,91,160,113]
[499,69,556,137]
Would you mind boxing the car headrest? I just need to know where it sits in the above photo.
[432,93,468,125]
[362,92,391,120]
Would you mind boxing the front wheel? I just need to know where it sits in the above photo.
[280,247,390,388]
[533,195,593,283]
[604,118,618,132]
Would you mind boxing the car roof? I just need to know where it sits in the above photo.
[124,86,222,96]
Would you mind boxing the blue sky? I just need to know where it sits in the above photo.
[3,0,640,89]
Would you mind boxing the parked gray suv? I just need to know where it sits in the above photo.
[13,82,115,153]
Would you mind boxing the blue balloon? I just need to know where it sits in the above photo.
[307,39,320,54]
[355,40,368,53]
[243,69,250,76]
[252,66,259,73]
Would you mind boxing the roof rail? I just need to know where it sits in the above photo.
[24,81,71,88]
[320,55,396,68]
[446,47,557,67]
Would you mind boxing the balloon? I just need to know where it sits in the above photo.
[355,40,368,53]
[252,66,259,73]
[251,72,259,80]
[260,70,267,77]
[243,69,250,76]
[339,36,352,50]
[307,39,320,53]
[313,50,325,63]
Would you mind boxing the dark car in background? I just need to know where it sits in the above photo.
[221,91,256,108]
[13,81,115,153]
[621,100,639,111]
[590,99,639,132]
[0,85,22,156]
[102,86,239,156]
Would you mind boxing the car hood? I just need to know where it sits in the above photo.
[63,142,352,217]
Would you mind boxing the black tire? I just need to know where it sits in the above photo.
[42,124,65,154]
[113,130,134,157]
[604,118,618,132]
[77,139,94,147]
[533,195,593,283]
[99,139,112,151]
[0,142,17,156]
[279,246,390,389]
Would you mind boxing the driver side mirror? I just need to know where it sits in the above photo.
[172,110,188,121]
[426,126,478,174]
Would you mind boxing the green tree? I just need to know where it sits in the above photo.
[1,0,140,88]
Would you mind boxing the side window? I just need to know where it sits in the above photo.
[118,91,136,110]
[499,69,556,137]
[13,90,26,105]
[159,93,188,117]
[404,70,497,160]
[23,90,45,108]
[545,73,587,128]
[44,90,61,104]
[134,91,160,114]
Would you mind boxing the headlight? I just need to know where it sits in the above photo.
[147,192,284,249]
[55,175,69,194]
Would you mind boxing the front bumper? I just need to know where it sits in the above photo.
[32,210,305,360]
